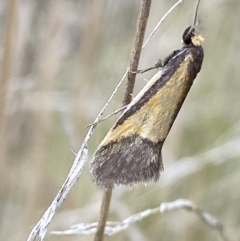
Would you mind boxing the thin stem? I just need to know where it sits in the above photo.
[193,0,201,25]
[123,0,152,105]
[86,105,127,128]
[93,1,152,241]
[142,0,183,49]
[93,189,112,241]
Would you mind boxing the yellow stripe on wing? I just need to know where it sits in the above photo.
[100,54,194,146]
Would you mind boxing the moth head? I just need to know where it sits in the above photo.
[182,26,204,46]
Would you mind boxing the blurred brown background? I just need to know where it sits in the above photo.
[0,0,240,240]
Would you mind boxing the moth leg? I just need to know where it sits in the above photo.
[129,50,179,74]
[134,60,162,74]
[139,66,158,74]
[154,59,163,68]
[128,69,143,74]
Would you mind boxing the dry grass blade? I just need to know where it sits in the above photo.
[86,105,127,128]
[52,206,160,236]
[161,199,230,241]
[52,199,230,241]
[27,71,128,241]
[142,0,184,48]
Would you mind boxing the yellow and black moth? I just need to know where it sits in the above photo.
[91,26,204,188]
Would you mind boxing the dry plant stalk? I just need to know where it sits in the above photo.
[52,199,231,241]
[27,71,128,241]
[94,1,152,240]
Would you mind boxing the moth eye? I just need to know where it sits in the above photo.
[182,26,198,46]
[182,26,194,45]
[184,35,191,45]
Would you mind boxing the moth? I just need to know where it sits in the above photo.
[91,21,204,189]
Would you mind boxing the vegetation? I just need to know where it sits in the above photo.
[0,0,239,240]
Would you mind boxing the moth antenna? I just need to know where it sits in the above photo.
[188,0,201,35]
[193,0,201,26]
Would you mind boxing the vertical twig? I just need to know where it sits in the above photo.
[93,1,152,241]
[142,0,183,48]
[123,0,152,105]
[94,189,112,241]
